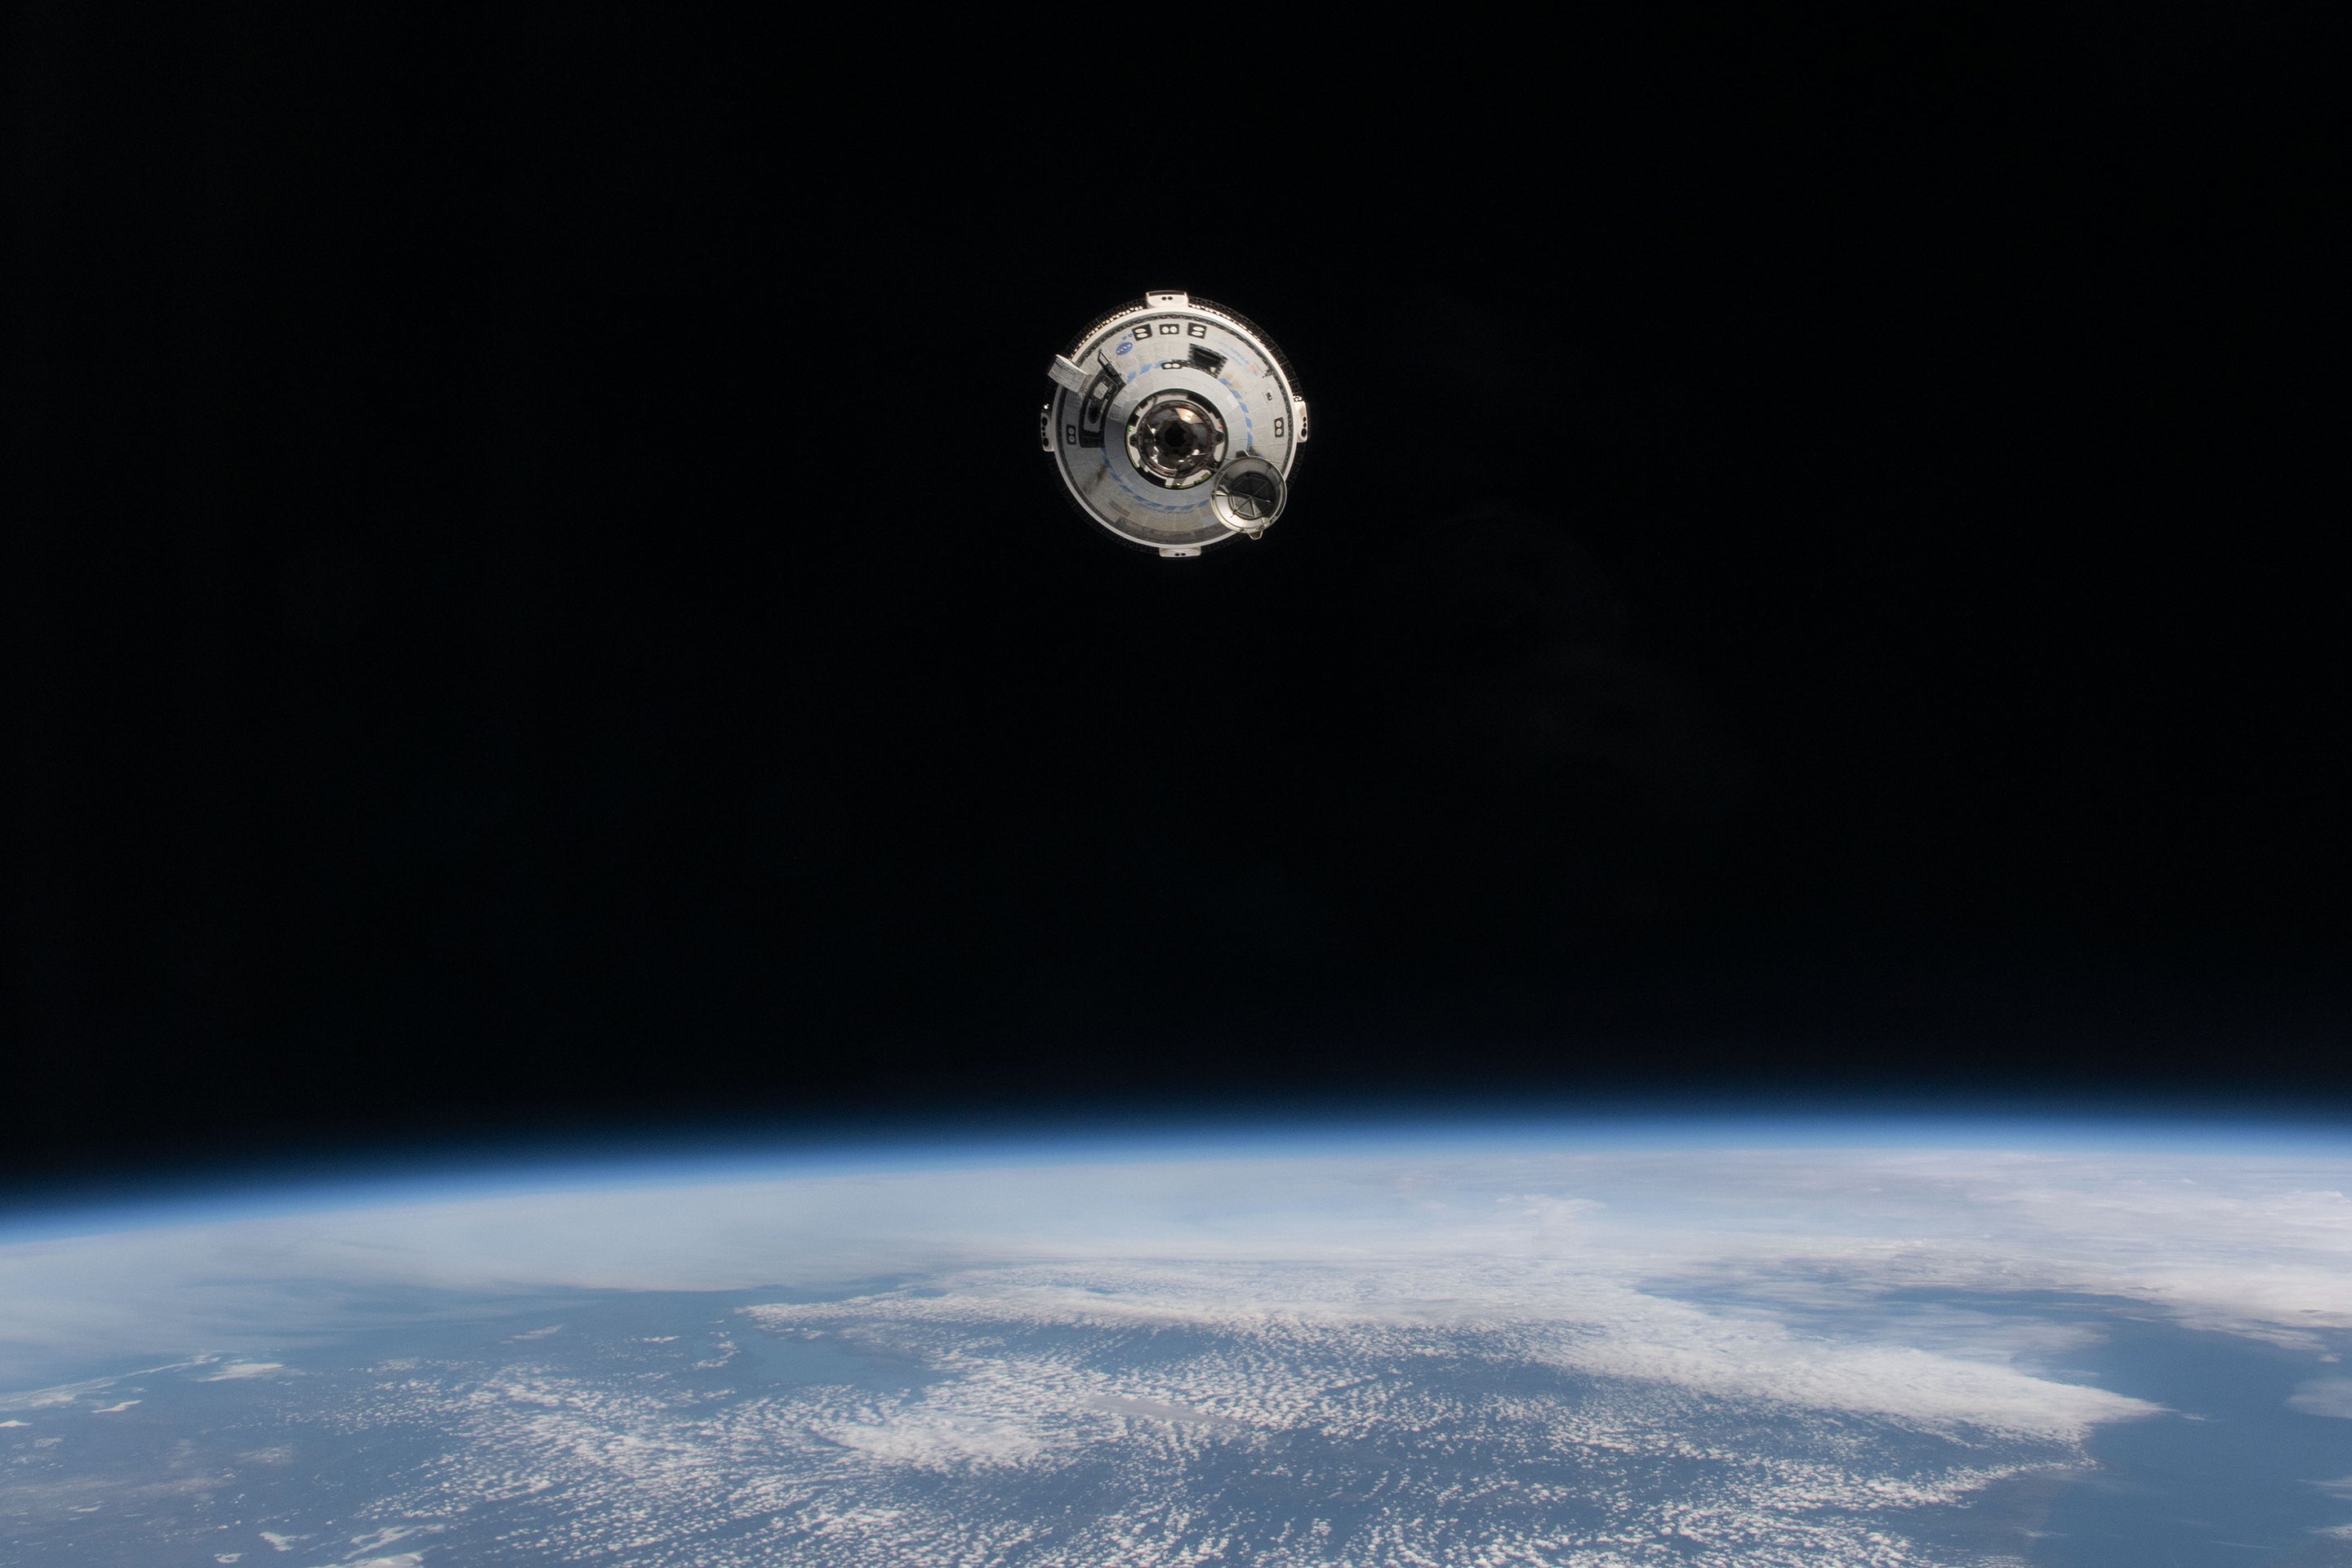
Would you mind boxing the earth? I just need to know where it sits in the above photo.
[3,1120,2350,1566]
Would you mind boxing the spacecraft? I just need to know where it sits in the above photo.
[1041,292,1307,557]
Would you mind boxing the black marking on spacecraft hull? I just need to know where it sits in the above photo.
[1078,359,1120,448]
[1187,343,1227,376]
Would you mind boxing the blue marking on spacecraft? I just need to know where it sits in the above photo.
[1104,456,1212,514]
[1216,377,1257,439]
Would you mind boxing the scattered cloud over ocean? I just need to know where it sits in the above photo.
[745,1260,2155,1443]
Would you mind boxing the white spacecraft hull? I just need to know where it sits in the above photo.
[1041,291,1307,557]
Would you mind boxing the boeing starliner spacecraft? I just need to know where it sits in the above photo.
[1041,292,1307,557]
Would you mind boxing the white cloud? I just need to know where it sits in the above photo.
[1080,1393,1244,1425]
[347,1526,431,1551]
[256,1285,2106,1565]
[0,1138,2344,1403]
[748,1259,2155,1444]
[2290,1379,2352,1418]
[816,1410,1051,1471]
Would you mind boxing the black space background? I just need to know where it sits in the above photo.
[7,8,2343,1184]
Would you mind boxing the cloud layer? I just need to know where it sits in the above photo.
[1,1135,2346,1394]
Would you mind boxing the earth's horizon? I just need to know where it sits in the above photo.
[5,1115,2350,1566]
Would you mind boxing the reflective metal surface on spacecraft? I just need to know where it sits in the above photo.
[1041,292,1307,557]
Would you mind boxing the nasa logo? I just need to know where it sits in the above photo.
[1115,341,1133,356]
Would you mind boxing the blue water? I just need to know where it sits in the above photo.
[2037,1308,2352,1565]
[1662,1281,2352,1564]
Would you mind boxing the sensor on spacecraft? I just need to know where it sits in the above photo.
[1040,292,1307,558]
